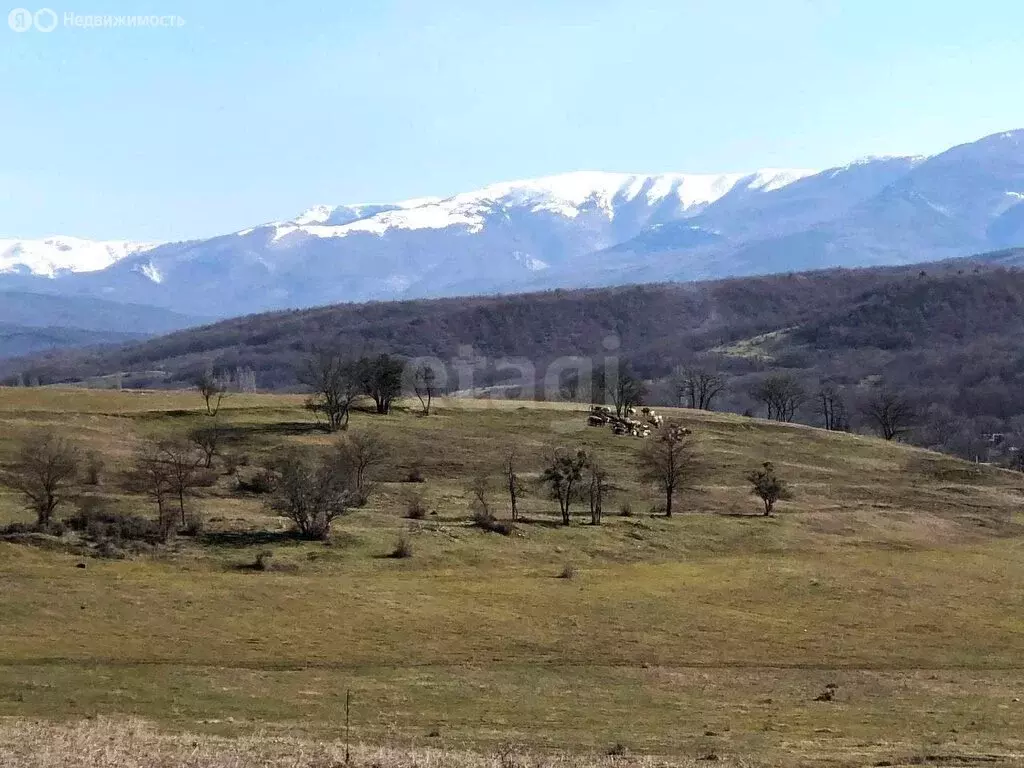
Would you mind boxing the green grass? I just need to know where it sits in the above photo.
[1,387,1023,765]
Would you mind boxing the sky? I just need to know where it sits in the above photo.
[2,0,1024,242]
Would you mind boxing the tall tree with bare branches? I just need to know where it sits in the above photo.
[1,431,79,528]
[861,390,916,441]
[673,366,727,411]
[299,351,361,431]
[636,422,700,518]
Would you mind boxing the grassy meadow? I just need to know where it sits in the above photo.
[1,387,1023,766]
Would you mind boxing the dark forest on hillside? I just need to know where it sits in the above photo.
[5,259,1024,462]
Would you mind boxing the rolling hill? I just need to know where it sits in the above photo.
[0,389,1022,765]
[7,257,1024,460]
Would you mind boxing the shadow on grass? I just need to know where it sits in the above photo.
[200,530,309,548]
[220,422,326,441]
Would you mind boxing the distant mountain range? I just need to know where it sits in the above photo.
[0,291,202,360]
[2,128,1024,319]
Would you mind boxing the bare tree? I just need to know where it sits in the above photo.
[673,366,727,411]
[299,351,361,431]
[637,422,700,517]
[468,470,492,519]
[747,461,791,516]
[1,431,79,528]
[750,374,806,422]
[123,444,176,539]
[196,367,229,417]
[335,432,389,497]
[268,448,353,540]
[157,440,204,527]
[816,384,849,431]
[540,449,589,525]
[608,363,646,418]
[504,449,525,522]
[84,450,105,486]
[413,363,439,416]
[586,458,611,525]
[190,423,223,469]
[860,390,916,441]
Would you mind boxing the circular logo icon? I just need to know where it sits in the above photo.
[33,7,57,32]
[7,7,34,31]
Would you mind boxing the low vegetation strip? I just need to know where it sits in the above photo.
[1,718,1022,768]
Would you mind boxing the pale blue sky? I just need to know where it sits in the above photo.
[2,0,1024,241]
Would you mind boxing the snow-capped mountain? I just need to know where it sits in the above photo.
[0,237,157,278]
[4,129,1024,319]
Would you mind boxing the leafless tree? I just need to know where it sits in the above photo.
[190,423,223,469]
[747,461,791,516]
[673,366,727,410]
[196,367,229,417]
[268,448,354,540]
[504,449,525,522]
[637,422,700,517]
[469,471,492,519]
[84,450,105,486]
[156,440,204,527]
[123,444,176,539]
[606,363,646,418]
[299,351,361,431]
[335,431,389,497]
[861,390,916,440]
[586,458,611,525]
[540,448,589,525]
[414,363,439,416]
[816,384,849,431]
[1,431,79,527]
[750,374,806,422]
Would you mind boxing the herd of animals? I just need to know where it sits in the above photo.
[587,405,669,437]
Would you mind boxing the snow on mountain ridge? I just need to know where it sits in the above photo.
[270,169,817,242]
[0,237,157,278]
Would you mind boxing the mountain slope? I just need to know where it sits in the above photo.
[0,324,148,361]
[0,237,156,277]
[2,129,1023,317]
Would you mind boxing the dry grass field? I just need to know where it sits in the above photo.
[1,387,1024,766]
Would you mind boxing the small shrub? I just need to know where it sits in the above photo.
[223,453,251,476]
[192,469,219,488]
[619,502,633,517]
[557,563,576,580]
[388,535,413,559]
[607,743,628,757]
[84,452,105,486]
[0,521,38,536]
[255,550,274,571]
[96,540,126,559]
[405,495,428,520]
[178,512,204,537]
[405,463,425,483]
[42,520,67,537]
[472,509,513,535]
[66,502,164,545]
[236,468,277,495]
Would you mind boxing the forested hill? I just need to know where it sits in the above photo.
[0,260,981,388]
[6,257,1024,460]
